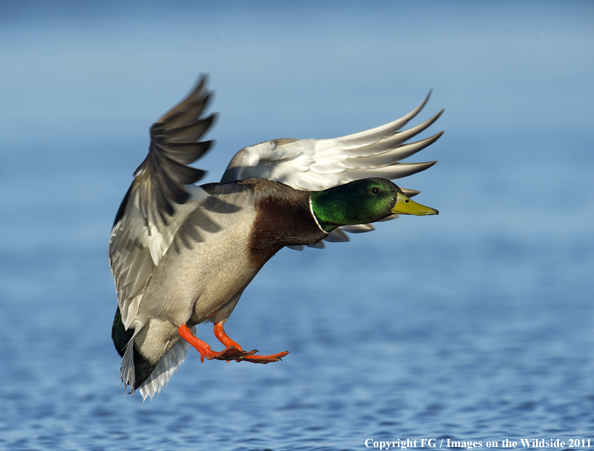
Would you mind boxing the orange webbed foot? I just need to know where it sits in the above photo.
[213,322,289,363]
[178,323,289,364]
[241,350,290,364]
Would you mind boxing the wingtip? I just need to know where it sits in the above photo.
[195,73,209,91]
[209,112,219,128]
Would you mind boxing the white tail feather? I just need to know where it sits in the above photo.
[138,337,192,401]
[120,326,195,401]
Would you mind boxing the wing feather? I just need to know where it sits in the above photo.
[109,76,215,330]
[335,91,433,146]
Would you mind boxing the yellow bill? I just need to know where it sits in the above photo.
[391,193,439,216]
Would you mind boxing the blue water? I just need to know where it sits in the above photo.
[2,224,593,450]
[1,2,594,450]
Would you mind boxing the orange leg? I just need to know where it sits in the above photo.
[178,324,214,362]
[178,323,289,364]
[178,324,253,362]
[213,322,242,349]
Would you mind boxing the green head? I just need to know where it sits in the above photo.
[310,178,438,233]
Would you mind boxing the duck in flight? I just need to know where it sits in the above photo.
[109,75,442,399]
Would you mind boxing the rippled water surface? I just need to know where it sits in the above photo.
[2,3,594,450]
[2,210,593,450]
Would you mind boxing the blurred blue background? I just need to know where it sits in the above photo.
[1,2,593,450]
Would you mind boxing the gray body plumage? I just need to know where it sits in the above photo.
[114,179,326,394]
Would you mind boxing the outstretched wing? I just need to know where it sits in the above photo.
[220,93,443,247]
[109,75,216,329]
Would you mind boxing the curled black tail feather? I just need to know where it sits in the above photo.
[112,307,133,357]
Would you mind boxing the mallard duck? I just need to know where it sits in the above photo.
[109,75,442,399]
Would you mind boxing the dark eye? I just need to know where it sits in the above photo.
[371,187,380,194]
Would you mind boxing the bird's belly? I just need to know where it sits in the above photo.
[139,203,266,327]
[188,242,262,324]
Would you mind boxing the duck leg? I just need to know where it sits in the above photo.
[178,324,254,362]
[178,323,289,364]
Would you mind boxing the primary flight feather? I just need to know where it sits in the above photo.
[109,75,441,399]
